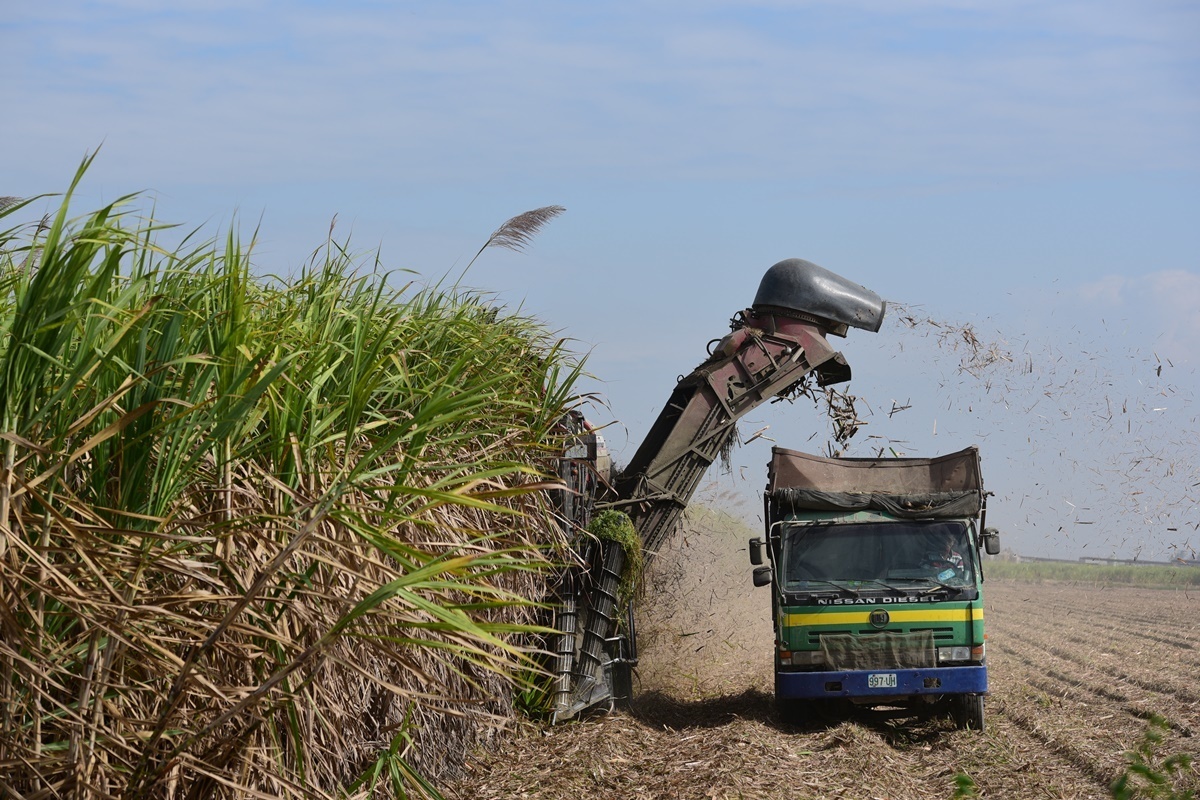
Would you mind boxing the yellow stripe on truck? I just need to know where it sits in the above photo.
[783,607,984,627]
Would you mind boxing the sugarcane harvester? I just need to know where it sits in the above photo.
[551,258,887,721]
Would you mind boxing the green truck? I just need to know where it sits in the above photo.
[750,446,1000,730]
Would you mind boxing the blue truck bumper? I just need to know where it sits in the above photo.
[776,665,987,700]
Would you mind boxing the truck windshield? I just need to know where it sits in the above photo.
[780,520,975,593]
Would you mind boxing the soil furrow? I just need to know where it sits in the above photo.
[988,616,1200,709]
[1000,602,1200,657]
[993,689,1125,792]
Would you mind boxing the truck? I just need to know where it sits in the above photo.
[550,257,887,721]
[749,446,1001,729]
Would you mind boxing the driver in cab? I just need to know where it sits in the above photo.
[921,530,964,578]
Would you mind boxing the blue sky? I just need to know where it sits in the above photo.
[3,1,1198,560]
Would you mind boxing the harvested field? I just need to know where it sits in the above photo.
[445,515,1199,799]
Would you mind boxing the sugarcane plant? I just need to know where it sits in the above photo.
[0,156,584,799]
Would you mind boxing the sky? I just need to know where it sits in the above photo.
[3,0,1198,560]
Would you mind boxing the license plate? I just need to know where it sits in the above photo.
[868,672,898,689]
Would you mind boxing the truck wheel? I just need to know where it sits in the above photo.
[775,696,804,723]
[953,695,985,731]
[776,697,844,725]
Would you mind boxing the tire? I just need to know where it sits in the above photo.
[775,695,804,723]
[611,603,637,708]
[776,696,844,725]
[953,694,985,731]
[611,661,634,707]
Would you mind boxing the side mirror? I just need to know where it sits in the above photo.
[982,527,1001,556]
[749,537,764,566]
[752,566,773,587]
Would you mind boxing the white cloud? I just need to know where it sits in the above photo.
[1075,269,1200,364]
[3,1,1197,191]
[1079,275,1128,306]
[1147,269,1200,362]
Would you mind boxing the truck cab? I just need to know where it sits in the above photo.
[750,446,1000,730]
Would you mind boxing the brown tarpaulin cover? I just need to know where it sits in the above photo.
[820,631,937,670]
[768,446,983,519]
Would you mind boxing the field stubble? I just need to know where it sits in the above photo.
[446,513,1199,799]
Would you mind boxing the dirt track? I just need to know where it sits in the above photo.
[445,516,1199,799]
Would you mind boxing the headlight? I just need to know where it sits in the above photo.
[788,651,824,666]
[937,646,972,662]
[937,644,985,663]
